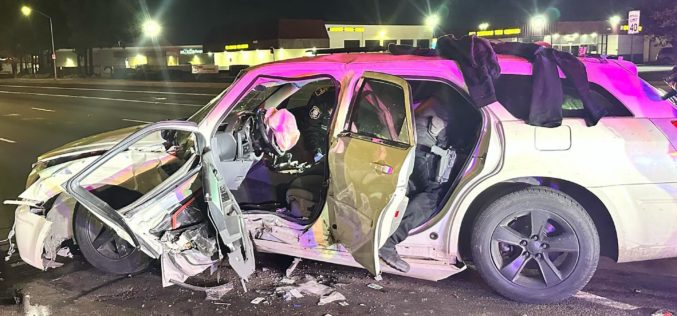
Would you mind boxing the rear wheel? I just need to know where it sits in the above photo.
[73,188,151,275]
[471,187,599,303]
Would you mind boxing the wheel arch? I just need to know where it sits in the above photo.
[457,177,619,263]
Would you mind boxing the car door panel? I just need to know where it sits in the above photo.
[327,72,415,276]
[202,147,255,279]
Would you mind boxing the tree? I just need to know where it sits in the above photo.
[641,0,677,47]
[60,0,137,76]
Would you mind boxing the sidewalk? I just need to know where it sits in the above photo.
[0,77,229,89]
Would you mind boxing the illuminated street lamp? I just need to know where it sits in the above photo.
[425,14,440,30]
[478,22,490,31]
[609,15,622,33]
[609,15,622,27]
[142,19,162,38]
[21,5,57,80]
[530,14,547,32]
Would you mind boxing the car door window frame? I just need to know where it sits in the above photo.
[65,121,203,251]
[341,73,415,149]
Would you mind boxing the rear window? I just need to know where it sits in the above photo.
[495,74,633,120]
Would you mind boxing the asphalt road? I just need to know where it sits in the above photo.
[0,79,223,238]
[0,78,676,315]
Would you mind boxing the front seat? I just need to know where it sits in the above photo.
[285,175,324,219]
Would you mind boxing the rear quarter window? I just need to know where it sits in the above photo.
[495,74,633,120]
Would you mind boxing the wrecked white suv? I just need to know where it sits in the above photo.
[6,52,677,304]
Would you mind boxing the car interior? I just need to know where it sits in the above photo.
[211,76,482,226]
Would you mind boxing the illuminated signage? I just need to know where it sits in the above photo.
[469,28,521,37]
[327,26,365,32]
[620,25,643,32]
[225,44,250,50]
[180,48,203,55]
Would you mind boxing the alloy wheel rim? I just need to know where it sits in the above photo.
[85,212,134,260]
[489,209,580,288]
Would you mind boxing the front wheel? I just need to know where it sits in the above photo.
[471,187,599,303]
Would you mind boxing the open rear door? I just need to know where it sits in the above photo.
[327,72,415,276]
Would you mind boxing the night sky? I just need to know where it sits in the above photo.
[1,0,645,48]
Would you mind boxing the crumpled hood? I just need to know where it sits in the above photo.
[38,125,144,161]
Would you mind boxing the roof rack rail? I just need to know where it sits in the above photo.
[308,46,386,55]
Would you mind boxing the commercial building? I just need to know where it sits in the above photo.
[467,20,666,63]
[52,20,433,75]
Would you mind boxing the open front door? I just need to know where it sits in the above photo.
[327,72,415,276]
[65,121,254,280]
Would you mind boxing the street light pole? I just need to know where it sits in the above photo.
[21,6,58,80]
[48,15,57,80]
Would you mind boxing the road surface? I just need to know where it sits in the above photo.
[0,78,675,315]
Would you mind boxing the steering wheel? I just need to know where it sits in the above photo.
[255,109,284,156]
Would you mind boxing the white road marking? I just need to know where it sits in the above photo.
[122,118,152,124]
[574,291,640,311]
[0,137,16,143]
[2,113,20,117]
[0,90,203,107]
[31,107,55,112]
[0,84,215,96]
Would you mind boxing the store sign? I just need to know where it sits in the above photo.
[628,10,641,34]
[180,48,203,55]
[225,44,249,51]
[468,28,521,37]
[191,64,219,74]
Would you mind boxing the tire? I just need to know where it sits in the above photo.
[73,189,151,275]
[471,187,599,303]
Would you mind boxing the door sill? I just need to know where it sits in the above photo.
[254,239,465,281]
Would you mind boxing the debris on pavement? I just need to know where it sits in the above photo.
[367,283,383,290]
[317,291,346,306]
[274,275,347,306]
[289,289,304,298]
[338,301,349,307]
[250,297,266,305]
[279,276,297,285]
[296,277,333,296]
[286,258,302,277]
[22,294,51,316]
[169,279,233,301]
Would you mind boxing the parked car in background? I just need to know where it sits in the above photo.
[5,51,677,304]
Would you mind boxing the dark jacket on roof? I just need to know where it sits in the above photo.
[388,36,607,127]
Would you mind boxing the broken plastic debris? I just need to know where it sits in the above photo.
[286,258,302,277]
[289,289,303,298]
[367,283,383,290]
[318,291,346,306]
[339,301,349,307]
[169,279,233,301]
[250,297,266,305]
[56,247,73,258]
[279,276,297,285]
[296,278,333,296]
[205,284,234,301]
